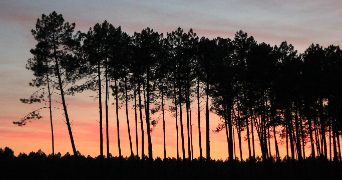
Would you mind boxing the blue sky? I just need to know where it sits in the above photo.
[0,0,342,158]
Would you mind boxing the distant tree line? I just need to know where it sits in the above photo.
[15,11,342,163]
[0,147,341,179]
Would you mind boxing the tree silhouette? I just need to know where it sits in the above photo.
[26,11,79,157]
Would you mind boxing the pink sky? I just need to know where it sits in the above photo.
[1,0,341,159]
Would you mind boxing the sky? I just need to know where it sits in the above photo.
[0,0,342,159]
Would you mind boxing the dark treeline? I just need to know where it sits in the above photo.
[1,147,341,180]
[15,11,342,165]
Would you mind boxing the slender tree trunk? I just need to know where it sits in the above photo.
[179,76,185,160]
[245,107,251,159]
[125,70,133,157]
[314,115,321,156]
[174,78,179,160]
[295,107,302,161]
[190,109,193,161]
[287,108,295,160]
[337,131,341,161]
[224,102,230,158]
[329,119,332,161]
[308,113,315,158]
[300,113,305,159]
[115,79,122,157]
[260,95,267,160]
[134,89,139,157]
[227,99,234,161]
[138,78,144,159]
[53,38,77,157]
[146,65,153,161]
[186,78,191,159]
[251,110,255,158]
[105,60,109,158]
[237,107,243,161]
[162,85,166,160]
[206,79,210,160]
[267,126,271,159]
[273,125,280,159]
[233,122,236,159]
[320,99,327,158]
[46,68,54,156]
[332,119,338,161]
[98,60,103,157]
[197,77,202,161]
[286,118,289,159]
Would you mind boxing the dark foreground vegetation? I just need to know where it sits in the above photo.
[1,147,341,180]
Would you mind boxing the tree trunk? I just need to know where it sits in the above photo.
[53,38,77,157]
[146,65,153,161]
[320,98,327,158]
[190,109,193,161]
[162,85,166,160]
[251,109,255,158]
[138,78,144,159]
[174,77,179,160]
[332,119,338,161]
[336,131,341,161]
[300,113,305,159]
[245,108,251,159]
[206,79,210,160]
[287,107,295,160]
[223,101,230,158]
[125,70,133,157]
[227,99,233,161]
[237,106,243,161]
[46,66,54,156]
[273,125,280,159]
[115,79,122,157]
[308,113,315,158]
[98,60,103,157]
[186,78,191,159]
[134,88,139,157]
[179,76,185,160]
[197,77,202,161]
[295,107,302,161]
[105,60,109,158]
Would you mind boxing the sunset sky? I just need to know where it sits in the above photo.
[1,0,342,159]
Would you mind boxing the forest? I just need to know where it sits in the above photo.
[6,11,342,179]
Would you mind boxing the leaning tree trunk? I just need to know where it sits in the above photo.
[53,39,77,157]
